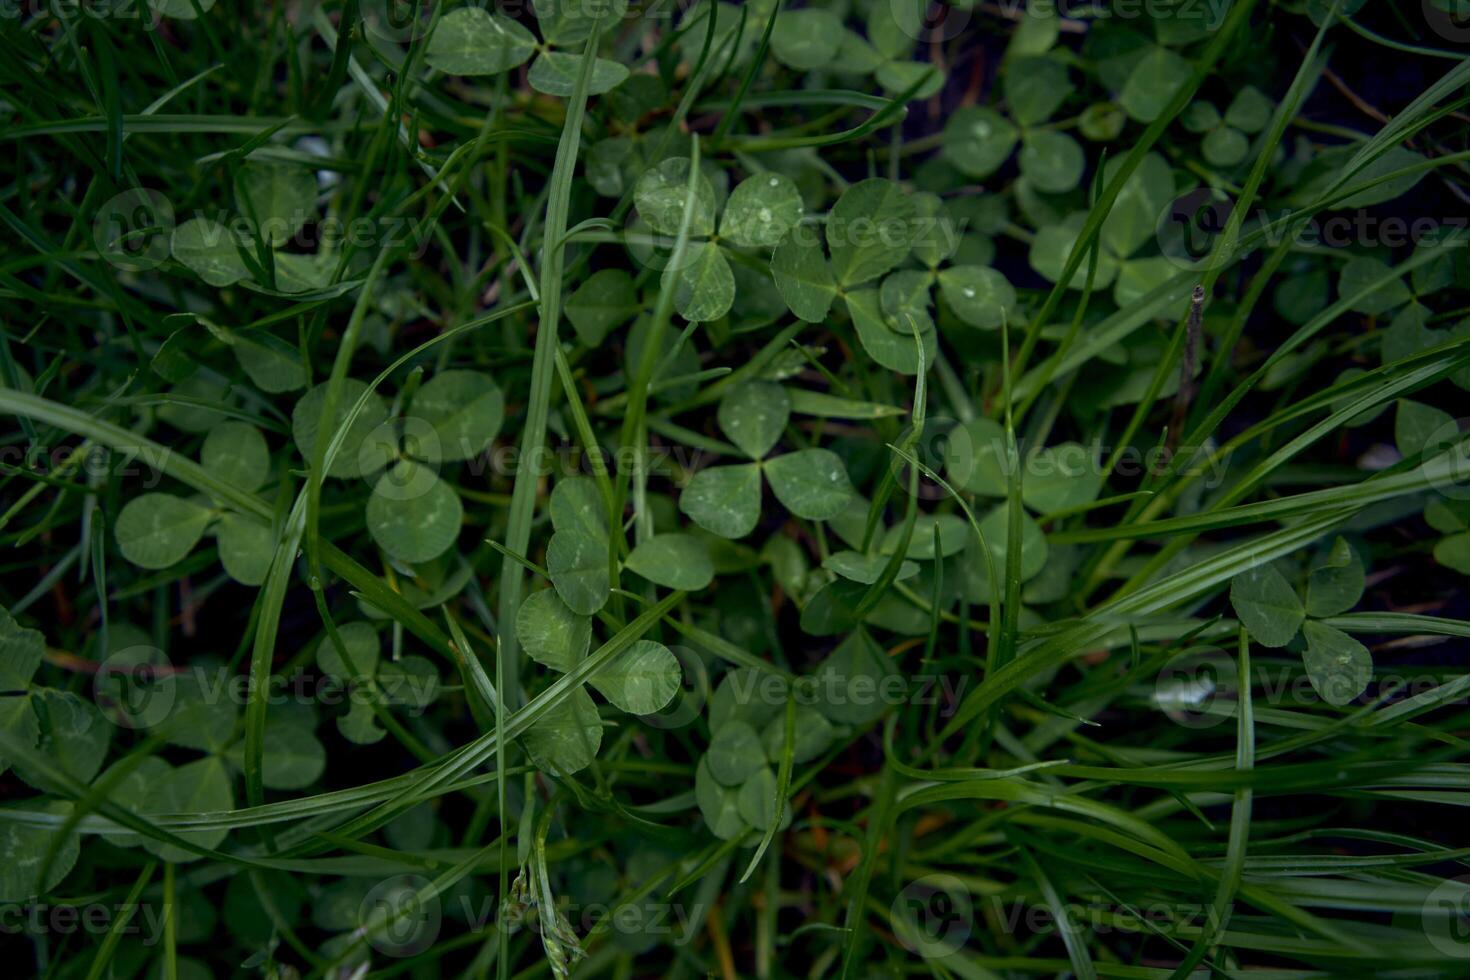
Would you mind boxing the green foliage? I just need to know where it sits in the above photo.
[5,2,1470,977]
[1230,563,1305,648]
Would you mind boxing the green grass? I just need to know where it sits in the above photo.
[3,1,1470,978]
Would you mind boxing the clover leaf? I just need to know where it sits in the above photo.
[115,493,215,569]
[215,512,274,586]
[624,533,715,591]
[831,3,945,99]
[1230,563,1305,648]
[0,607,44,693]
[546,476,612,614]
[695,757,746,840]
[1301,620,1372,708]
[943,107,1020,180]
[516,588,591,673]
[315,621,381,682]
[565,268,638,346]
[680,383,855,539]
[292,379,390,480]
[633,158,803,322]
[234,160,316,248]
[770,178,947,373]
[1232,543,1374,705]
[1306,538,1366,618]
[424,7,537,75]
[588,639,682,715]
[523,686,604,776]
[171,218,250,287]
[425,2,630,97]
[1029,152,1177,305]
[1119,46,1192,124]
[201,420,270,492]
[769,8,844,71]
[513,587,679,775]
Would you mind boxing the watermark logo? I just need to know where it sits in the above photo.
[361,0,433,43]
[1,0,197,27]
[93,645,176,730]
[987,895,1221,936]
[2,443,172,488]
[94,189,174,271]
[891,416,972,501]
[1157,188,1469,272]
[721,667,968,716]
[1157,188,1236,271]
[1424,0,1470,43]
[888,0,974,42]
[96,192,436,277]
[890,416,1232,500]
[1423,874,1470,958]
[562,898,701,944]
[891,873,973,958]
[638,644,708,729]
[358,874,442,958]
[621,211,705,276]
[359,415,444,501]
[0,900,168,943]
[459,440,708,487]
[1155,646,1237,729]
[1421,417,1470,502]
[91,663,441,727]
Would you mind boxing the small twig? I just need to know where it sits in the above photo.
[1320,65,1394,128]
[1165,285,1207,461]
[1316,58,1470,128]
[980,2,1087,32]
[927,16,948,119]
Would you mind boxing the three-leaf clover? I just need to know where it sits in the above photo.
[81,623,295,865]
[425,0,631,97]
[944,418,1103,516]
[544,476,613,615]
[631,157,805,323]
[290,370,503,565]
[696,630,894,839]
[315,621,440,746]
[770,178,940,373]
[679,381,856,539]
[882,190,1018,333]
[545,473,717,606]
[1029,152,1179,305]
[115,420,276,585]
[514,587,680,775]
[1395,399,1470,575]
[939,47,1083,195]
[1184,87,1275,168]
[815,3,946,99]
[1230,540,1371,706]
[171,159,333,295]
[0,607,115,852]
